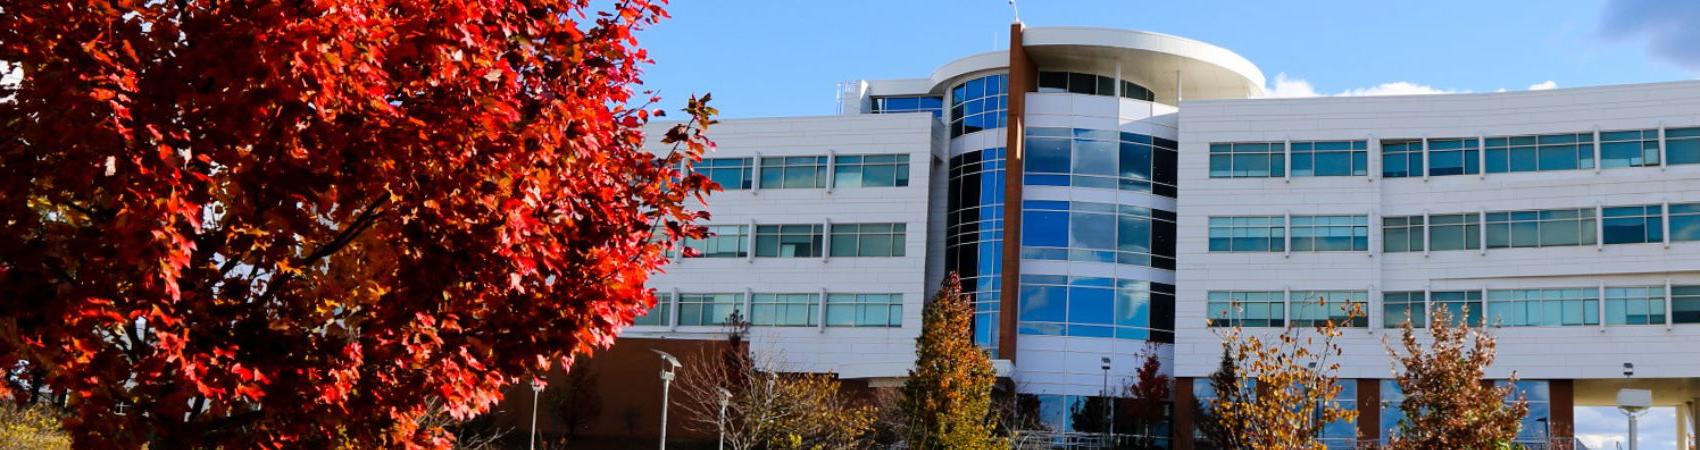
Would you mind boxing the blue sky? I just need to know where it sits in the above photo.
[634,0,1699,118]
[631,1,1699,447]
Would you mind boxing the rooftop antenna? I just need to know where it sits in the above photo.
[1008,0,1021,24]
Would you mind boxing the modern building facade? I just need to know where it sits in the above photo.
[546,21,1700,450]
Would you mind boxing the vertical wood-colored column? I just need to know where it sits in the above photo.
[998,22,1034,361]
[1551,379,1575,441]
[1357,378,1382,444]
[1173,377,1197,450]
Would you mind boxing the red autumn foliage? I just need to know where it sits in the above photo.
[0,0,714,448]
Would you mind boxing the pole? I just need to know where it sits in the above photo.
[660,372,674,450]
[529,380,543,450]
[1630,412,1639,450]
[718,398,727,450]
[1102,357,1112,446]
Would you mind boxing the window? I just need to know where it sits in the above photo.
[826,293,902,327]
[1318,381,1357,449]
[1382,291,1425,328]
[1383,216,1424,253]
[684,225,749,258]
[1486,288,1599,327]
[1603,205,1664,244]
[1431,290,1484,327]
[1600,129,1660,168]
[871,96,943,118]
[1674,285,1700,324]
[1036,71,1154,101]
[758,156,828,189]
[1381,139,1422,178]
[829,223,906,257]
[1484,133,1594,173]
[1207,291,1285,328]
[1666,127,1700,165]
[1290,291,1368,327]
[1209,142,1285,178]
[633,292,672,326]
[695,157,753,190]
[833,154,909,188]
[1429,213,1482,251]
[1500,381,1552,442]
[1670,203,1700,242]
[677,293,744,326]
[1605,286,1666,325]
[1427,138,1481,176]
[1021,275,1175,341]
[946,147,1006,350]
[1208,216,1285,252]
[1485,208,1596,248]
[750,293,819,327]
[1024,128,1179,197]
[1290,215,1369,252]
[1379,380,1406,445]
[1290,140,1368,177]
[755,224,823,257]
[950,74,1008,137]
[1022,200,1177,269]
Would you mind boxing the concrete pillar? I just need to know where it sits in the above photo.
[1678,404,1690,450]
[1173,377,1196,450]
[997,21,1035,362]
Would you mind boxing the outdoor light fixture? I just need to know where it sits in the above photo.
[1624,362,1635,378]
[1101,357,1112,445]
[654,349,681,450]
[717,387,732,450]
[1618,388,1652,450]
[529,378,546,450]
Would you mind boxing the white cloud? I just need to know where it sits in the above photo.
[1337,81,1456,97]
[1262,73,1564,98]
[1576,406,1681,450]
[1264,73,1320,98]
[1261,73,1458,98]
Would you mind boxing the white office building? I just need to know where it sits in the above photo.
[617,22,1700,449]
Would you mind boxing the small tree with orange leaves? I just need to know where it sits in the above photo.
[1384,307,1528,449]
[1202,298,1359,450]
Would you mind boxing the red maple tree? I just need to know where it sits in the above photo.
[0,0,714,448]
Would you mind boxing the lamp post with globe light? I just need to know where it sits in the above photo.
[654,350,681,450]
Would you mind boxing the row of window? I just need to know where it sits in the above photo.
[945,147,1008,350]
[632,292,904,328]
[1210,203,1700,254]
[1207,215,1370,253]
[1026,127,1180,198]
[951,74,1008,137]
[870,96,943,118]
[1210,126,1700,179]
[1022,200,1178,270]
[1206,285,1700,328]
[681,223,906,258]
[1017,275,1177,342]
[696,154,910,191]
[1036,71,1156,102]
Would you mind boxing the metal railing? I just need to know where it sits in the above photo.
[1010,430,1169,450]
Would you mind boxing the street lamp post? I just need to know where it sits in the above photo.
[654,350,681,450]
[717,387,732,450]
[1618,362,1654,450]
[1101,356,1112,446]
[529,378,545,450]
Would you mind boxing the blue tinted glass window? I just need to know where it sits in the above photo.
[1023,210,1069,248]
[1602,205,1663,244]
[1427,138,1481,176]
[1673,203,1700,242]
[950,74,1008,137]
[1381,140,1421,178]
[1485,133,1594,173]
[1210,142,1285,178]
